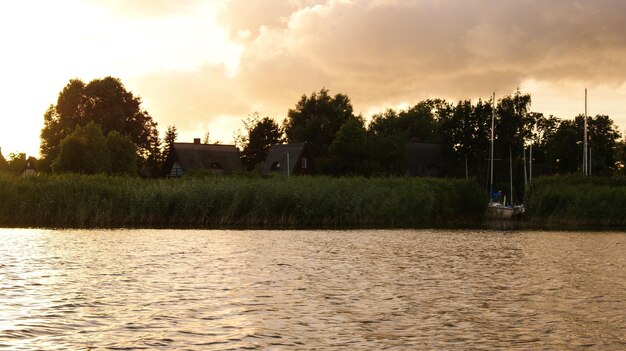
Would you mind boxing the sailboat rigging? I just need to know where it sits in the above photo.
[486,91,515,219]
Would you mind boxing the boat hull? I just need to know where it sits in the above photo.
[486,205,515,219]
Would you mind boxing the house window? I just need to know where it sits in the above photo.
[302,157,307,169]
[271,162,281,170]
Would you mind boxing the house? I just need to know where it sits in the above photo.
[163,138,243,177]
[22,156,38,177]
[262,142,315,176]
[407,143,444,177]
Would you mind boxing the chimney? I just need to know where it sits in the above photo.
[193,138,201,144]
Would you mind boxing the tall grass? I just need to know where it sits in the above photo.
[526,175,626,227]
[0,173,486,228]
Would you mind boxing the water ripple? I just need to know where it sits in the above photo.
[0,229,624,350]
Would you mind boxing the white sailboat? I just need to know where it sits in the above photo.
[486,92,515,220]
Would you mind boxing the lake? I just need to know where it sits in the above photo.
[0,229,624,350]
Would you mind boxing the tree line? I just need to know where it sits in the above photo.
[240,89,625,187]
[1,77,625,191]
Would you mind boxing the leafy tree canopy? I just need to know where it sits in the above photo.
[544,114,622,175]
[52,122,138,175]
[615,139,626,175]
[284,88,354,158]
[52,122,111,174]
[41,77,159,170]
[495,90,532,157]
[3,153,28,174]
[439,99,492,178]
[369,99,451,143]
[238,113,283,171]
[162,125,178,159]
[329,116,369,175]
[107,131,138,176]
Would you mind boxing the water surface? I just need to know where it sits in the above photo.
[0,229,624,350]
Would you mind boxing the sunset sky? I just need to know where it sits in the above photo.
[2,0,626,158]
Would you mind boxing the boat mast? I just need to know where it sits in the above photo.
[509,147,513,206]
[490,92,495,201]
[529,143,532,182]
[523,146,527,187]
[583,88,589,176]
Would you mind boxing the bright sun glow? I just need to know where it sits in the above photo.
[1,0,626,160]
[0,0,242,157]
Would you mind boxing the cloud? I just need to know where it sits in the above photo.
[6,0,626,156]
[2,0,626,168]
[83,0,626,143]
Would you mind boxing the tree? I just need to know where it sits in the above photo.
[615,139,626,175]
[4,153,27,174]
[440,99,491,179]
[328,116,369,175]
[587,114,622,174]
[495,90,532,159]
[238,113,283,171]
[41,77,159,170]
[369,109,402,137]
[525,113,560,167]
[368,131,409,176]
[489,91,533,199]
[106,131,137,175]
[52,122,111,174]
[369,100,450,144]
[368,109,410,175]
[542,114,621,175]
[0,148,7,171]
[284,88,354,161]
[399,99,448,143]
[162,125,178,159]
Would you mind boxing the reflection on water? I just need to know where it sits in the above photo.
[0,229,624,350]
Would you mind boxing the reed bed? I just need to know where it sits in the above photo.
[0,173,486,228]
[525,175,626,227]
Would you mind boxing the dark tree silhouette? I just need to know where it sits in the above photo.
[284,88,354,160]
[587,114,621,174]
[615,139,626,175]
[106,131,138,176]
[41,77,159,170]
[440,99,491,179]
[495,90,532,160]
[162,125,178,159]
[51,123,138,175]
[52,122,111,174]
[328,116,369,175]
[239,113,283,171]
[3,153,27,174]
[543,114,621,175]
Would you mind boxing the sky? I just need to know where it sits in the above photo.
[2,0,626,158]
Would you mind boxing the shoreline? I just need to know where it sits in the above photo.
[2,173,625,231]
[2,219,624,232]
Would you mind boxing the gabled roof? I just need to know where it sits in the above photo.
[262,142,308,176]
[169,143,243,174]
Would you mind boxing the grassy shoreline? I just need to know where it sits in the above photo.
[0,173,486,229]
[3,173,625,230]
[525,175,626,228]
